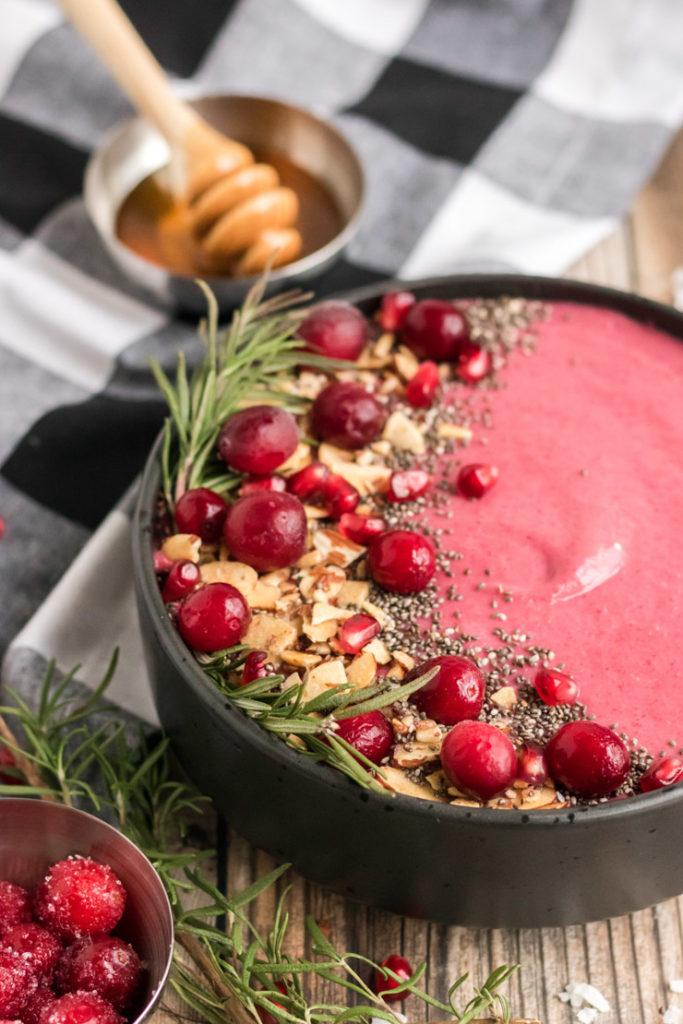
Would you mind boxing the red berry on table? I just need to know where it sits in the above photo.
[257,982,287,1024]
[0,748,22,786]
[337,614,381,655]
[177,583,250,652]
[239,475,286,496]
[546,721,629,798]
[0,883,31,936]
[367,530,435,594]
[33,858,126,943]
[386,469,431,503]
[174,487,228,542]
[334,712,393,765]
[457,463,499,499]
[401,299,469,361]
[56,935,143,1009]
[41,991,123,1024]
[241,651,274,686]
[322,474,359,518]
[517,742,549,786]
[218,405,299,475]
[0,950,38,1017]
[20,983,56,1024]
[297,301,369,361]
[639,755,683,793]
[338,512,386,545]
[311,382,385,450]
[286,462,330,503]
[405,360,439,408]
[223,492,308,571]
[378,291,415,332]
[373,954,413,1002]
[1,923,62,982]
[441,721,517,802]
[161,560,201,602]
[534,667,580,706]
[404,655,484,725]
[455,342,492,384]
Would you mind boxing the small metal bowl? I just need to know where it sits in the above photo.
[84,93,364,312]
[0,798,174,1022]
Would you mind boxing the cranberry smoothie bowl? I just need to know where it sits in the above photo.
[134,274,683,927]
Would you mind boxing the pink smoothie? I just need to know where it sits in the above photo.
[425,302,683,754]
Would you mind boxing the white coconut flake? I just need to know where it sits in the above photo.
[558,981,611,1015]
[670,980,683,993]
[663,1006,682,1024]
[577,1009,598,1024]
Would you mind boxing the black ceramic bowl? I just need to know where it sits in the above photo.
[133,274,683,928]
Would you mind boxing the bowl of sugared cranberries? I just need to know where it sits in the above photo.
[0,800,173,1024]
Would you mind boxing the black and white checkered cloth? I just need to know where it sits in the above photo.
[2,0,683,719]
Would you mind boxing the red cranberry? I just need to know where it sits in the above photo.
[457,463,499,499]
[286,462,330,503]
[534,667,579,706]
[41,991,122,1024]
[218,405,299,475]
[223,492,307,571]
[0,884,30,936]
[405,361,439,408]
[441,721,517,801]
[21,984,56,1024]
[546,721,629,797]
[640,755,683,793]
[338,513,386,545]
[177,583,250,652]
[323,474,359,518]
[311,382,385,450]
[239,475,286,496]
[153,549,174,575]
[257,982,287,1024]
[56,936,143,1009]
[378,292,415,332]
[1,924,62,982]
[373,954,413,1003]
[386,469,431,503]
[401,299,469,361]
[241,650,274,686]
[517,742,549,786]
[0,949,37,1017]
[34,858,126,942]
[0,748,22,786]
[174,487,228,542]
[338,614,381,655]
[161,560,201,602]
[456,342,492,383]
[367,530,435,594]
[334,712,393,765]
[297,301,369,361]
[404,655,484,725]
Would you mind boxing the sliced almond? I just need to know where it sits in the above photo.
[337,580,371,607]
[281,650,322,669]
[378,766,446,802]
[300,565,346,602]
[329,461,392,497]
[392,650,415,671]
[200,560,258,594]
[295,550,324,569]
[303,659,349,700]
[425,769,447,792]
[301,617,339,643]
[312,529,365,567]
[304,505,328,520]
[374,332,394,359]
[392,741,440,769]
[391,715,414,737]
[415,719,442,745]
[378,372,402,395]
[491,685,518,709]
[278,442,312,475]
[247,582,280,610]
[275,592,301,614]
[364,637,391,664]
[162,533,202,563]
[361,599,389,625]
[260,569,291,587]
[393,345,420,380]
[437,423,472,441]
[382,410,426,454]
[519,785,565,810]
[244,615,298,660]
[318,442,353,466]
[309,602,345,625]
[346,650,377,688]
[450,797,482,808]
[387,663,405,680]
[370,439,392,457]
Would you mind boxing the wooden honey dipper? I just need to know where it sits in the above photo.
[59,0,302,276]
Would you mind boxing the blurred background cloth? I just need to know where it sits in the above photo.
[2,0,683,716]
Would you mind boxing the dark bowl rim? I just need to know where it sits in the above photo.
[133,271,683,830]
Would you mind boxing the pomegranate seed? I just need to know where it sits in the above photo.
[517,742,549,786]
[0,748,22,786]
[386,469,431,503]
[455,342,492,383]
[0,884,30,936]
[218,405,299,475]
[404,655,485,725]
[34,857,126,942]
[1,923,62,982]
[311,382,385,450]
[401,299,469,361]
[297,301,369,361]
[546,721,629,797]
[377,292,415,332]
[367,530,435,594]
[161,560,201,602]
[534,667,580,706]
[174,487,228,542]
[257,983,287,1024]
[441,721,517,802]
[334,711,393,765]
[0,950,37,1017]
[21,984,56,1024]
[242,650,274,686]
[338,512,386,545]
[239,475,286,496]
[373,954,413,1003]
[0,518,4,540]
[287,462,330,502]
[223,492,308,571]
[323,474,359,518]
[177,583,250,652]
[56,935,143,1009]
[41,991,122,1024]
[405,361,439,408]
[457,463,499,499]
[640,755,683,793]
[338,614,381,655]
[153,549,174,574]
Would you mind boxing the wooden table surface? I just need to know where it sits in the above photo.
[154,129,683,1024]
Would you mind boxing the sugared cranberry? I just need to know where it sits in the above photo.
[367,530,435,594]
[517,742,549,786]
[640,755,683,793]
[334,712,393,765]
[404,655,484,725]
[386,469,431,503]
[21,984,56,1024]
[41,991,122,1024]
[546,721,629,798]
[378,292,415,332]
[239,475,286,496]
[0,883,31,936]
[56,936,143,1009]
[297,301,369,361]
[34,858,126,943]
[241,650,274,686]
[338,614,381,655]
[455,342,492,384]
[174,487,228,542]
[405,361,439,408]
[338,513,386,545]
[0,748,22,786]
[323,474,359,518]
[311,382,385,450]
[177,583,250,652]
[457,463,499,499]
[223,492,307,571]
[286,462,330,503]
[218,405,299,475]
[534,667,579,706]
[373,954,413,1003]
[1,924,62,982]
[401,299,469,361]
[161,560,201,602]
[441,721,517,802]
[0,950,37,1016]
